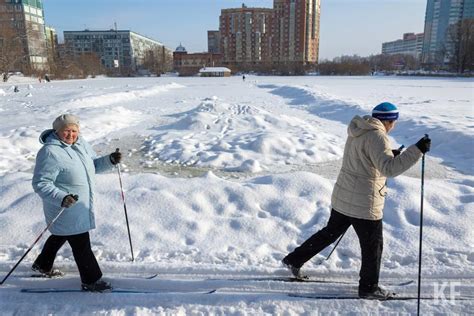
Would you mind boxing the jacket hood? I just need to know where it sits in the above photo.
[39,129,82,146]
[39,129,61,145]
[348,115,385,138]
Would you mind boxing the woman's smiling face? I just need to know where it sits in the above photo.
[57,124,79,144]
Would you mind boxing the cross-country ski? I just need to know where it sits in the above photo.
[21,288,217,295]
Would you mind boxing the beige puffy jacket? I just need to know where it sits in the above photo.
[331,115,422,220]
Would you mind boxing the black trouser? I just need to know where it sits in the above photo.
[34,232,102,284]
[284,209,383,292]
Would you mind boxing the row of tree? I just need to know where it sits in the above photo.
[2,19,473,81]
[218,43,473,76]
[315,54,421,76]
[220,53,422,76]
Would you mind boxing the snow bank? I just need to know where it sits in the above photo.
[142,97,343,171]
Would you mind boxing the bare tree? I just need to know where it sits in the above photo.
[318,55,371,75]
[143,49,161,76]
[143,47,173,75]
[445,18,474,73]
[458,19,474,73]
[76,53,103,78]
[46,42,105,80]
[0,27,28,82]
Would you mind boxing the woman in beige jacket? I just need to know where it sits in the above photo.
[282,102,431,300]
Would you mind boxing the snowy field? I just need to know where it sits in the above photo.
[0,75,473,315]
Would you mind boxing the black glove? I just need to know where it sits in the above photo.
[110,150,122,165]
[415,136,431,154]
[392,149,401,157]
[61,194,78,208]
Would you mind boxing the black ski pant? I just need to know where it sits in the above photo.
[34,232,102,284]
[284,209,383,292]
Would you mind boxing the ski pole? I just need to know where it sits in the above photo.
[116,148,134,262]
[0,194,78,285]
[325,228,347,261]
[315,227,348,265]
[417,134,428,316]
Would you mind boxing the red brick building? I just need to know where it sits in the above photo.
[173,44,222,76]
[219,6,275,65]
[273,0,320,64]
[218,1,320,71]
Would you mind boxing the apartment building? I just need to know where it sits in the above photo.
[219,5,274,64]
[64,29,172,74]
[0,0,49,71]
[382,33,424,58]
[208,30,221,53]
[422,0,474,67]
[273,0,320,63]
[216,0,320,69]
[45,26,58,60]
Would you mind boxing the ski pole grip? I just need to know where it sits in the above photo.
[115,148,120,153]
[72,194,79,201]
[398,145,405,151]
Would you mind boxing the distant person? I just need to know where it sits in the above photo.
[242,75,246,81]
[32,114,122,292]
[282,102,431,300]
[38,76,42,83]
[44,74,50,82]
[13,86,19,93]
[2,73,7,82]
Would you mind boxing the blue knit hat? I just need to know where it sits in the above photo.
[372,102,399,121]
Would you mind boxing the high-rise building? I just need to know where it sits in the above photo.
[0,0,49,71]
[273,0,320,63]
[422,0,474,67]
[217,0,320,68]
[208,30,221,53]
[220,5,274,64]
[463,0,474,17]
[63,30,172,74]
[382,33,424,58]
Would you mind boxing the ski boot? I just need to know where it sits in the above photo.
[282,257,307,280]
[358,286,395,300]
[31,262,64,278]
[81,279,112,292]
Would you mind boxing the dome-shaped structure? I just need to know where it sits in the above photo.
[175,43,187,53]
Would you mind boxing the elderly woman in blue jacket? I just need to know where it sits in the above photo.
[32,114,121,292]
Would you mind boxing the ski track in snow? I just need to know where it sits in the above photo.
[2,273,473,314]
[0,75,473,314]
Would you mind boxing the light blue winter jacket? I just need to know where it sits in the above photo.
[32,129,114,236]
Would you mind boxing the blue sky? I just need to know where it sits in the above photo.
[43,0,427,60]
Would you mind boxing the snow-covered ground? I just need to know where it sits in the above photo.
[0,75,473,314]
